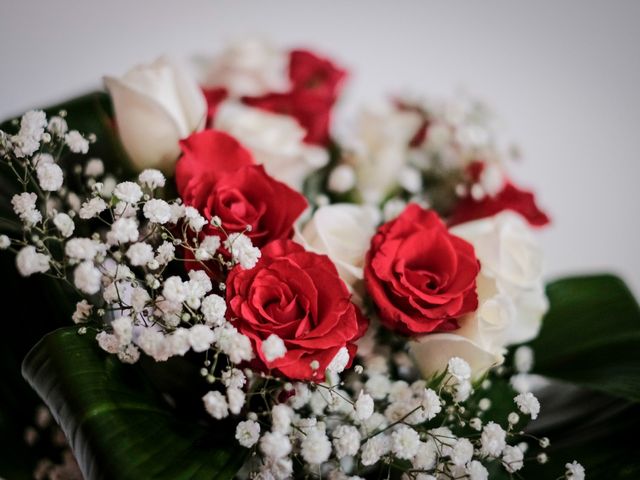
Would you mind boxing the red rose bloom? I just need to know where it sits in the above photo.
[365,204,480,336]
[449,182,550,227]
[226,239,367,381]
[176,130,307,247]
[242,49,347,146]
[449,162,550,227]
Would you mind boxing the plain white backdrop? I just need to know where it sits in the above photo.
[1,0,639,294]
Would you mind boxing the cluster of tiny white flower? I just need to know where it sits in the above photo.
[223,347,584,480]
[326,95,513,217]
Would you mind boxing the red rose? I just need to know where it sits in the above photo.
[226,239,367,381]
[242,49,347,145]
[449,182,550,227]
[176,130,307,247]
[449,162,550,227]
[365,204,480,336]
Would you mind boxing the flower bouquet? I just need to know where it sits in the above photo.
[1,39,639,480]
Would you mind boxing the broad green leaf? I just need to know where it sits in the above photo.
[526,383,640,478]
[22,327,245,480]
[531,274,640,402]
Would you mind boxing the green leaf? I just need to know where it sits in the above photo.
[22,327,245,480]
[531,274,640,402]
[527,383,640,478]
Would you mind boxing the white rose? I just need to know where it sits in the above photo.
[341,102,421,204]
[295,204,379,302]
[104,57,206,173]
[410,212,548,379]
[203,38,289,97]
[214,101,328,191]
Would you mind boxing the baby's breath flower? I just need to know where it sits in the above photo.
[451,437,474,466]
[502,445,524,473]
[413,440,437,470]
[112,316,133,346]
[202,391,229,419]
[188,324,215,353]
[114,181,143,204]
[32,153,54,167]
[200,293,226,326]
[391,425,420,460]
[224,233,261,269]
[108,217,139,244]
[126,242,154,266]
[467,460,489,480]
[332,425,361,459]
[260,431,291,460]
[36,163,64,191]
[354,390,374,421]
[138,169,166,189]
[184,206,207,232]
[361,434,390,466]
[0,235,11,249]
[64,130,89,153]
[79,197,107,220]
[514,345,534,373]
[72,300,93,324]
[327,346,350,374]
[12,192,41,227]
[53,212,75,238]
[84,158,104,177]
[227,387,246,415]
[73,261,102,294]
[47,116,68,136]
[480,422,506,457]
[213,324,254,363]
[271,404,293,435]
[143,198,171,224]
[235,420,260,448]
[222,368,246,389]
[96,331,119,354]
[514,392,540,420]
[155,241,175,264]
[262,334,287,362]
[565,461,585,480]
[13,110,47,157]
[16,246,50,276]
[448,357,471,382]
[65,238,100,261]
[301,428,332,464]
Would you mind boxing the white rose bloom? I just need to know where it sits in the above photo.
[214,101,328,191]
[104,57,206,173]
[340,102,421,204]
[295,204,378,301]
[203,38,289,97]
[411,211,548,379]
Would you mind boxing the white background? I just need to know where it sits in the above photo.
[1,0,639,294]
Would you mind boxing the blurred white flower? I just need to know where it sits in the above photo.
[105,57,206,173]
[214,101,328,191]
[340,102,421,204]
[204,38,289,97]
